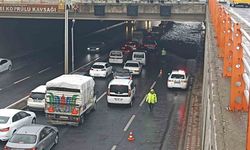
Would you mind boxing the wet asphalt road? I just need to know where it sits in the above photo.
[0,19,202,149]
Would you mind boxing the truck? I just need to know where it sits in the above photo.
[45,74,96,126]
[229,0,250,7]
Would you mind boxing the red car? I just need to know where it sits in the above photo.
[143,40,158,50]
[124,41,140,50]
[121,45,133,54]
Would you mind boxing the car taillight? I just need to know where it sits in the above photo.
[107,88,110,96]
[3,146,10,150]
[0,127,9,132]
[128,89,131,96]
[26,148,37,150]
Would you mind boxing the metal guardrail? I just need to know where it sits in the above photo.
[209,1,250,111]
[202,2,250,149]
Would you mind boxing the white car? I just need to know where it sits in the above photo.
[107,79,136,107]
[0,109,36,141]
[132,51,146,65]
[0,58,12,73]
[167,70,189,89]
[89,62,112,78]
[27,85,46,110]
[108,50,125,64]
[123,60,142,75]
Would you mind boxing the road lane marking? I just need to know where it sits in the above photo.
[139,81,157,107]
[111,145,117,150]
[0,88,2,91]
[14,76,30,84]
[5,96,29,109]
[123,115,135,132]
[150,81,156,89]
[73,57,101,72]
[139,95,147,107]
[38,67,51,74]
[96,92,106,102]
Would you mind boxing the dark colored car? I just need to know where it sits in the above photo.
[143,40,158,51]
[113,68,132,80]
[86,42,106,53]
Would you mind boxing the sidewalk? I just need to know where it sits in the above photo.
[206,18,247,150]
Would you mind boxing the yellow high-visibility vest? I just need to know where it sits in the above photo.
[146,93,157,104]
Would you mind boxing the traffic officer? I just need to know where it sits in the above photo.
[161,48,167,57]
[146,89,158,112]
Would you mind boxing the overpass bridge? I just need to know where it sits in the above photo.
[0,0,206,21]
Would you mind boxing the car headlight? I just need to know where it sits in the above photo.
[96,48,100,50]
[87,48,90,50]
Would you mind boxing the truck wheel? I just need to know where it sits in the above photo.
[79,115,85,125]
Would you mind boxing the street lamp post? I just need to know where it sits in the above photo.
[71,19,75,72]
[64,0,69,74]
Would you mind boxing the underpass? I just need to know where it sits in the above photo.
[0,16,203,149]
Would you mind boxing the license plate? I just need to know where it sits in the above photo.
[60,116,68,119]
[114,98,122,101]
[33,99,41,102]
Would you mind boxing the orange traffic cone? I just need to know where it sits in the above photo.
[128,131,135,141]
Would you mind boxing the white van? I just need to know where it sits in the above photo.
[132,51,146,65]
[107,79,136,107]
[27,85,46,110]
[108,50,125,64]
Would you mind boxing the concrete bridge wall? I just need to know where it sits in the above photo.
[0,2,206,21]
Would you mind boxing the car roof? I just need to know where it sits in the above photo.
[0,109,21,117]
[31,85,46,93]
[93,62,107,66]
[125,60,139,64]
[0,58,8,61]
[110,50,122,53]
[16,124,46,135]
[114,68,130,73]
[133,51,145,55]
[171,70,186,75]
[109,79,132,85]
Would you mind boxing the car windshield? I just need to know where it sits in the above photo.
[110,85,128,94]
[0,116,9,124]
[9,134,37,144]
[125,63,139,67]
[133,54,144,58]
[171,74,185,79]
[110,51,122,56]
[30,93,45,100]
[144,40,155,45]
[92,65,104,69]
